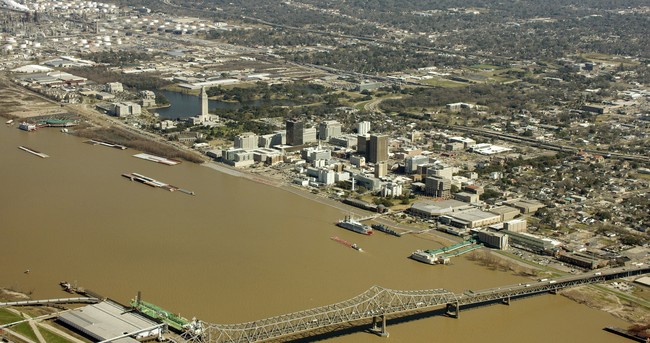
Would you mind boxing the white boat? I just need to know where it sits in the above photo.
[6,119,13,124]
[18,122,37,131]
[336,216,373,235]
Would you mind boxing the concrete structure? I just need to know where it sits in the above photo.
[200,86,208,117]
[405,155,429,174]
[286,119,304,146]
[374,161,388,178]
[140,90,156,107]
[504,219,527,232]
[354,174,382,192]
[190,87,219,126]
[330,135,357,148]
[302,146,331,163]
[106,82,123,93]
[259,131,286,148]
[454,192,479,203]
[511,199,546,214]
[425,176,451,198]
[357,134,370,155]
[381,182,403,197]
[318,120,342,141]
[440,209,501,228]
[489,206,520,221]
[408,199,471,218]
[303,127,317,144]
[426,163,454,180]
[234,132,258,150]
[357,121,371,135]
[448,136,476,148]
[222,148,254,167]
[476,230,509,250]
[58,300,163,343]
[112,102,141,117]
[558,252,602,269]
[505,230,559,254]
[369,134,389,163]
[350,155,366,168]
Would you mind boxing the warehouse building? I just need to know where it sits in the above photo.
[58,300,164,343]
[440,208,501,228]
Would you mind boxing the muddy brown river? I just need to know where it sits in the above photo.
[0,124,630,342]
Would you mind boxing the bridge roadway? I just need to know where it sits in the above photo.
[186,265,649,343]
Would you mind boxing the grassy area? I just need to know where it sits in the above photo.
[421,77,468,88]
[0,308,22,324]
[13,322,38,342]
[40,327,73,343]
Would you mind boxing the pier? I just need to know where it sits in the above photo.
[412,239,482,265]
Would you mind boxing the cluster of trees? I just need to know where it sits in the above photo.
[206,81,331,103]
[190,0,650,64]
[290,45,463,74]
[74,127,203,163]
[206,28,336,47]
[380,83,568,115]
[81,51,157,66]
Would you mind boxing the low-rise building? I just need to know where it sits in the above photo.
[222,148,254,167]
[489,206,520,221]
[440,208,501,228]
[511,199,546,214]
[476,230,509,250]
[504,219,527,232]
[408,199,471,218]
[454,192,479,203]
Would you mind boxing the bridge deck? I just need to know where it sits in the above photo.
[189,265,649,343]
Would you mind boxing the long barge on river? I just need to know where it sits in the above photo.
[122,172,195,195]
[86,139,127,150]
[133,153,180,166]
[18,146,49,158]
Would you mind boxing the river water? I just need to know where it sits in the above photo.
[0,124,630,342]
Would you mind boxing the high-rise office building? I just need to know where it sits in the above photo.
[318,120,342,141]
[357,135,370,155]
[368,134,388,163]
[357,121,371,135]
[286,119,304,146]
[234,132,258,150]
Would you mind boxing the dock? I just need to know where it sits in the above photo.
[412,239,482,265]
[18,146,49,158]
[371,224,401,237]
[86,139,127,150]
[133,153,180,166]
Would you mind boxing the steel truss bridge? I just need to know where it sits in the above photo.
[186,265,649,343]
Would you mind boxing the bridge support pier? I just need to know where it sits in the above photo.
[446,302,460,318]
[502,295,510,305]
[370,314,389,337]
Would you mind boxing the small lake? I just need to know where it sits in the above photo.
[153,90,297,119]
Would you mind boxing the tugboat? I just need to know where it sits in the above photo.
[59,281,73,293]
